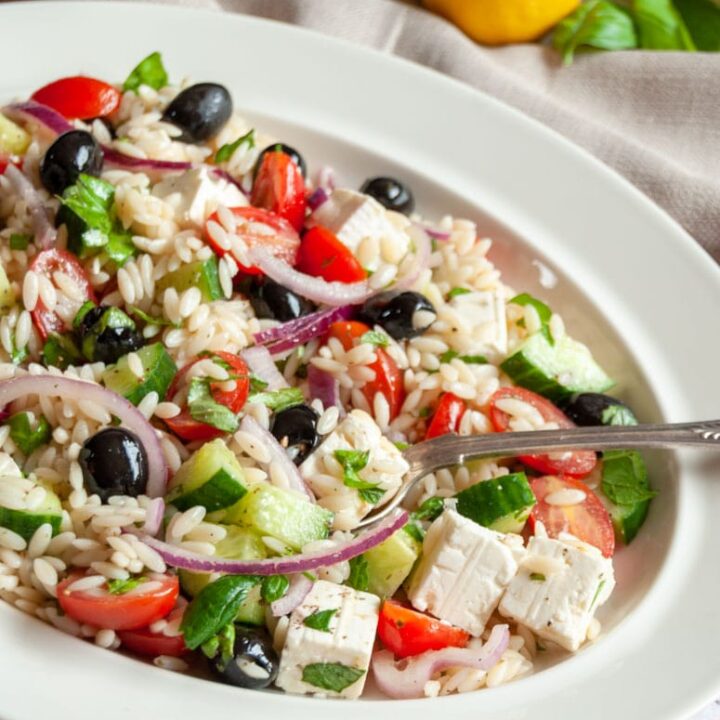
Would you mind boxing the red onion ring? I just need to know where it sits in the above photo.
[0,375,168,497]
[142,497,165,536]
[307,187,329,211]
[270,573,313,617]
[138,508,408,575]
[413,221,452,242]
[372,624,510,699]
[4,101,74,135]
[3,165,57,249]
[307,365,344,415]
[240,346,287,391]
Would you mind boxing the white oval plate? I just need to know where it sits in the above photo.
[1,2,719,719]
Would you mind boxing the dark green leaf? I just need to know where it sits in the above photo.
[601,450,657,505]
[674,0,720,50]
[107,577,144,594]
[261,574,290,603]
[249,374,269,393]
[127,305,179,328]
[10,343,28,366]
[41,334,81,370]
[439,349,487,365]
[334,449,385,506]
[633,0,696,48]
[8,412,51,455]
[358,486,385,505]
[123,51,169,92]
[248,387,304,413]
[187,378,240,433]
[403,522,424,542]
[301,663,365,693]
[447,287,471,299]
[105,229,136,267]
[360,330,390,348]
[602,404,638,426]
[303,608,338,632]
[334,449,369,472]
[72,300,97,329]
[215,129,256,163]
[510,293,555,345]
[411,496,445,523]
[346,555,369,592]
[9,233,30,251]
[393,440,409,451]
[530,573,546,582]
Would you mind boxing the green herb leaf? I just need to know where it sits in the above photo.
[602,404,638,426]
[393,440,409,451]
[10,343,28,366]
[8,412,51,455]
[217,622,236,667]
[411,496,445,523]
[187,378,240,433]
[439,349,488,365]
[261,574,290,603]
[215,129,256,164]
[448,287,471,300]
[127,305,179,328]
[601,450,657,505]
[553,0,638,64]
[123,51,169,92]
[180,574,260,650]
[346,555,369,592]
[510,292,555,346]
[530,572,546,582]
[301,663,365,693]
[403,522,424,542]
[360,330,390,348]
[248,386,304,413]
[9,233,30,251]
[107,577,144,595]
[248,374,269,393]
[633,0,696,48]
[200,635,220,659]
[72,301,97,329]
[590,579,607,610]
[105,229,137,266]
[674,0,720,50]
[41,334,81,370]
[303,608,338,632]
[334,449,385,506]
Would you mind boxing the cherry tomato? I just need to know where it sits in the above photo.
[57,572,179,631]
[297,226,367,284]
[118,605,188,657]
[164,351,250,441]
[489,386,597,478]
[205,206,300,276]
[31,76,121,120]
[0,156,21,175]
[251,149,306,231]
[29,249,96,341]
[378,600,469,659]
[328,320,404,420]
[426,393,467,439]
[529,475,615,557]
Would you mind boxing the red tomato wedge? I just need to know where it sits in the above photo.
[297,226,367,284]
[251,150,307,231]
[489,386,597,478]
[118,606,188,657]
[529,475,615,557]
[205,206,300,276]
[164,352,250,441]
[328,321,404,421]
[378,600,470,659]
[31,76,121,120]
[426,392,467,439]
[57,573,179,631]
[28,249,96,341]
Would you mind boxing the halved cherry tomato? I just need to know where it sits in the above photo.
[118,605,188,657]
[378,600,469,659]
[328,320,404,420]
[426,393,467,439]
[57,572,179,631]
[297,226,367,284]
[205,206,300,276]
[29,249,96,341]
[529,475,615,557]
[489,386,597,478]
[251,149,306,231]
[164,351,250,441]
[31,76,121,120]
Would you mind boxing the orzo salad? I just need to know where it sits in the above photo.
[0,52,655,700]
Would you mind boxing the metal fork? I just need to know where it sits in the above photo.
[355,419,720,530]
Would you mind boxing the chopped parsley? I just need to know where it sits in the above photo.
[303,608,338,633]
[510,292,554,345]
[346,555,370,592]
[405,496,445,541]
[301,663,365,693]
[334,449,384,505]
[107,577,144,595]
[123,51,169,92]
[439,349,488,365]
[187,377,240,433]
[215,129,255,164]
[8,412,51,456]
[260,574,289,604]
[9,233,31,251]
[530,573,546,582]
[127,305,180,328]
[393,440,409,451]
[590,579,606,610]
[360,330,390,348]
[447,287,472,300]
[248,386,304,413]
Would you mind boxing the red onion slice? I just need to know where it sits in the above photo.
[139,508,408,575]
[413,221,452,242]
[0,375,168,497]
[239,415,314,502]
[372,624,510,699]
[307,365,344,415]
[270,573,313,617]
[3,165,57,249]
[4,101,74,135]
[240,346,287,391]
[142,497,165,536]
[307,187,329,211]
[101,146,191,174]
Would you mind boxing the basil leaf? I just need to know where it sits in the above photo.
[403,522,424,542]
[301,663,365,693]
[215,129,256,164]
[107,577,144,595]
[303,608,338,632]
[633,0,696,49]
[261,574,290,603]
[360,330,390,348]
[601,450,657,505]
[8,412,51,455]
[127,305,179,328]
[41,334,81,370]
[602,404,638,426]
[411,496,445,523]
[553,0,638,64]
[346,555,369,592]
[9,233,30,250]
[105,229,137,267]
[248,387,304,413]
[180,574,260,650]
[334,449,370,471]
[123,51,169,92]
[510,292,555,345]
[187,378,240,433]
[334,449,385,506]
[448,287,471,299]
[439,349,488,365]
[674,0,720,50]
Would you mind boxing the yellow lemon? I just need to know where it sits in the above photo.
[423,0,581,45]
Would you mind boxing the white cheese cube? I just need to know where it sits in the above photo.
[407,510,523,636]
[299,410,408,531]
[498,535,615,651]
[152,167,246,226]
[275,580,380,699]
[438,290,507,359]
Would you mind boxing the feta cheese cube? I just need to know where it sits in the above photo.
[299,410,408,531]
[275,580,380,699]
[407,510,523,636]
[498,535,615,651]
[439,290,507,359]
[152,167,246,226]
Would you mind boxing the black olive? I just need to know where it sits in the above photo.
[79,428,149,501]
[248,277,316,322]
[359,291,436,340]
[561,393,638,427]
[92,327,145,364]
[360,176,415,215]
[76,304,145,364]
[208,625,279,690]
[254,143,306,178]
[271,405,319,465]
[161,83,233,143]
[40,130,104,195]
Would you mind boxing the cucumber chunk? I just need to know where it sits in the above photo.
[102,343,177,405]
[168,439,247,513]
[455,472,536,533]
[501,332,614,403]
[0,113,31,155]
[0,485,62,541]
[364,529,421,599]
[221,483,333,551]
[156,258,223,302]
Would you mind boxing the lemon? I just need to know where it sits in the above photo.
[423,0,581,45]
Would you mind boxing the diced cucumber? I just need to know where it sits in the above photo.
[500,332,614,403]
[167,440,247,513]
[102,343,177,405]
[0,486,62,540]
[0,264,14,313]
[156,258,223,302]
[0,113,31,155]
[455,472,536,533]
[364,529,421,599]
[221,483,333,551]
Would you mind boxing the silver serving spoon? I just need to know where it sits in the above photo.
[355,419,720,530]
